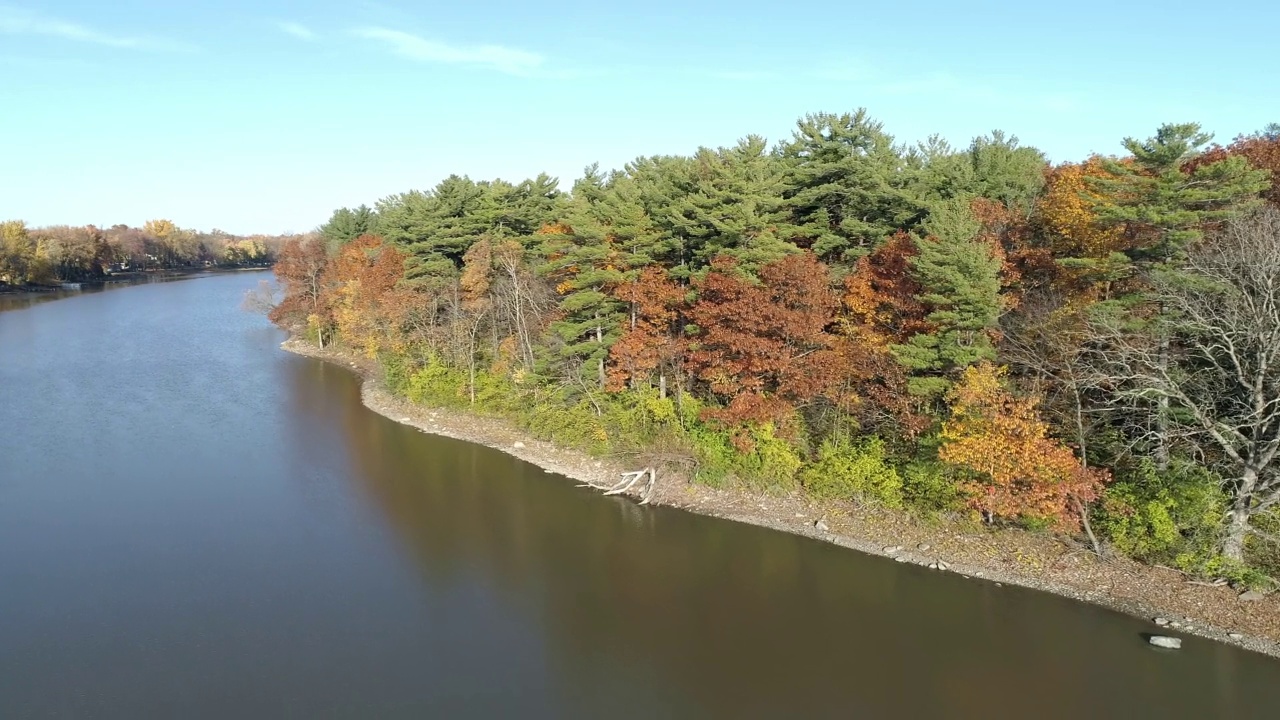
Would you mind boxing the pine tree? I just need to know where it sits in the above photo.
[965,131,1048,215]
[891,197,1004,398]
[779,109,921,266]
[667,137,794,273]
[1089,123,1268,267]
[320,205,374,253]
[375,174,566,290]
[538,220,625,389]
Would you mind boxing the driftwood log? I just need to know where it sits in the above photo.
[580,467,658,504]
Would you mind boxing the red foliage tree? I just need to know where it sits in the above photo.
[268,236,330,330]
[970,197,1057,300]
[1192,133,1280,208]
[684,253,845,426]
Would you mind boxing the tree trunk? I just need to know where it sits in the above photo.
[1154,333,1171,471]
[1223,467,1260,562]
[469,359,477,405]
[1073,495,1103,557]
[595,321,606,389]
[1223,504,1251,563]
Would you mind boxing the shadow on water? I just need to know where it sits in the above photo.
[313,362,1280,719]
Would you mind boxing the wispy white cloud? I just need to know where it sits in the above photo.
[353,26,543,76]
[278,21,317,41]
[0,5,192,51]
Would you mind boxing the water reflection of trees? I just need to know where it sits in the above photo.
[332,388,1278,719]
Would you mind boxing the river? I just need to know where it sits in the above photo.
[1,272,1278,719]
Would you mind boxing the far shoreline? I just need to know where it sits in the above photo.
[282,336,1280,661]
[0,265,271,296]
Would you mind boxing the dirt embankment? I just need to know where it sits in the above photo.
[282,337,1280,659]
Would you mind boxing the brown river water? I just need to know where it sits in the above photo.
[2,272,1279,718]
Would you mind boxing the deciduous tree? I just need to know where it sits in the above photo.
[685,253,844,426]
[608,266,685,397]
[940,362,1108,530]
[268,236,331,340]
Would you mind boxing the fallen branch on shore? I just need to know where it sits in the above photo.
[580,467,658,504]
[1185,578,1230,588]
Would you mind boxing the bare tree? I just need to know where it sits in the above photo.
[1002,292,1108,555]
[241,280,278,315]
[1089,209,1280,561]
[491,240,550,373]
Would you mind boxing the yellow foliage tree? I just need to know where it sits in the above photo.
[1036,158,1128,259]
[1034,158,1138,303]
[939,362,1108,530]
[0,219,53,285]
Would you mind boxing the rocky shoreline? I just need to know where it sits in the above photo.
[281,337,1280,660]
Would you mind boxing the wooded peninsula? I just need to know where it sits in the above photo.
[31,109,1280,593]
[268,111,1280,590]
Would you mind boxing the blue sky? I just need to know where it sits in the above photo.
[2,0,1278,234]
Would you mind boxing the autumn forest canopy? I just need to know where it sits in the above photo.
[268,110,1280,585]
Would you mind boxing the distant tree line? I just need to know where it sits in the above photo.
[0,218,302,288]
[268,110,1280,587]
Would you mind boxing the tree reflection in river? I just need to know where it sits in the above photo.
[317,359,1280,719]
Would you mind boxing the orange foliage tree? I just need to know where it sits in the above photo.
[607,265,685,396]
[939,362,1108,530]
[836,233,926,433]
[326,235,406,357]
[840,231,928,344]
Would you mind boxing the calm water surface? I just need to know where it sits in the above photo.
[2,273,1279,719]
